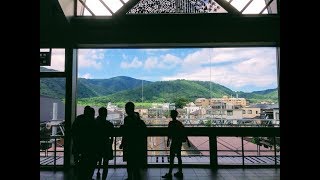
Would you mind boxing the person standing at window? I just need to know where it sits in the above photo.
[162,110,191,179]
[96,107,114,180]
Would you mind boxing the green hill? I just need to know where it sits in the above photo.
[40,67,278,104]
[78,79,278,105]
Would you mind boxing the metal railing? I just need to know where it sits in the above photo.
[40,127,280,169]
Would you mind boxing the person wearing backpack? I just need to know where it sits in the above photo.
[162,110,191,179]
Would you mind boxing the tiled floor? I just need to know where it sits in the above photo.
[40,167,280,180]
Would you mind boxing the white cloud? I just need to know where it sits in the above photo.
[183,49,212,69]
[120,57,143,68]
[162,48,277,90]
[78,49,104,69]
[122,54,128,60]
[143,54,182,70]
[79,73,93,79]
[49,49,65,71]
[144,57,158,69]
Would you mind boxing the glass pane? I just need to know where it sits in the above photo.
[242,0,266,14]
[243,136,276,165]
[102,0,123,13]
[115,136,125,165]
[82,0,112,16]
[147,136,209,164]
[40,49,65,72]
[77,48,279,128]
[40,78,65,166]
[230,0,250,11]
[217,136,243,165]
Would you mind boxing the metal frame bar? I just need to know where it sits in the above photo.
[54,137,57,170]
[40,72,66,78]
[78,0,95,16]
[214,0,240,15]
[240,0,254,13]
[273,136,277,166]
[40,134,279,167]
[119,0,126,5]
[241,137,244,166]
[98,0,114,15]
[260,0,274,14]
[74,0,78,16]
[114,0,140,16]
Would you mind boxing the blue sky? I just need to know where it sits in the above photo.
[48,47,278,93]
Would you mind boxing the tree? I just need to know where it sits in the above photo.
[174,98,189,109]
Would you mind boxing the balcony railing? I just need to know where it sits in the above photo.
[40,127,280,169]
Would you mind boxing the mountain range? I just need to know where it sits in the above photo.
[40,67,278,104]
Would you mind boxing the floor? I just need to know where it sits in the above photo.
[40,167,280,180]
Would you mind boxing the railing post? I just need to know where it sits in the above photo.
[241,137,244,166]
[274,136,277,166]
[54,136,57,171]
[114,136,116,166]
[209,135,217,169]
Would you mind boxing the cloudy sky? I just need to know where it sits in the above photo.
[46,47,278,92]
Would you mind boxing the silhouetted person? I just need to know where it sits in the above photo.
[72,105,91,178]
[95,107,114,180]
[122,102,147,180]
[72,106,97,180]
[162,110,190,179]
[119,124,128,163]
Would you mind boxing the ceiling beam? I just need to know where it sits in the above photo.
[40,0,72,47]
[113,0,140,16]
[70,14,279,47]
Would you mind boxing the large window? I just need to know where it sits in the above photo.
[76,47,279,127]
[40,48,66,167]
[40,78,66,166]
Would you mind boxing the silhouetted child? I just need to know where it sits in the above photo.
[162,110,190,179]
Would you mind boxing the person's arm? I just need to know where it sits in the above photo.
[186,137,191,147]
[167,122,172,147]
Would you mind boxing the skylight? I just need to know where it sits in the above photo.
[77,0,278,16]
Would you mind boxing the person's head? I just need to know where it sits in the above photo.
[98,107,108,118]
[170,110,178,120]
[83,106,91,115]
[88,107,95,119]
[125,102,135,115]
